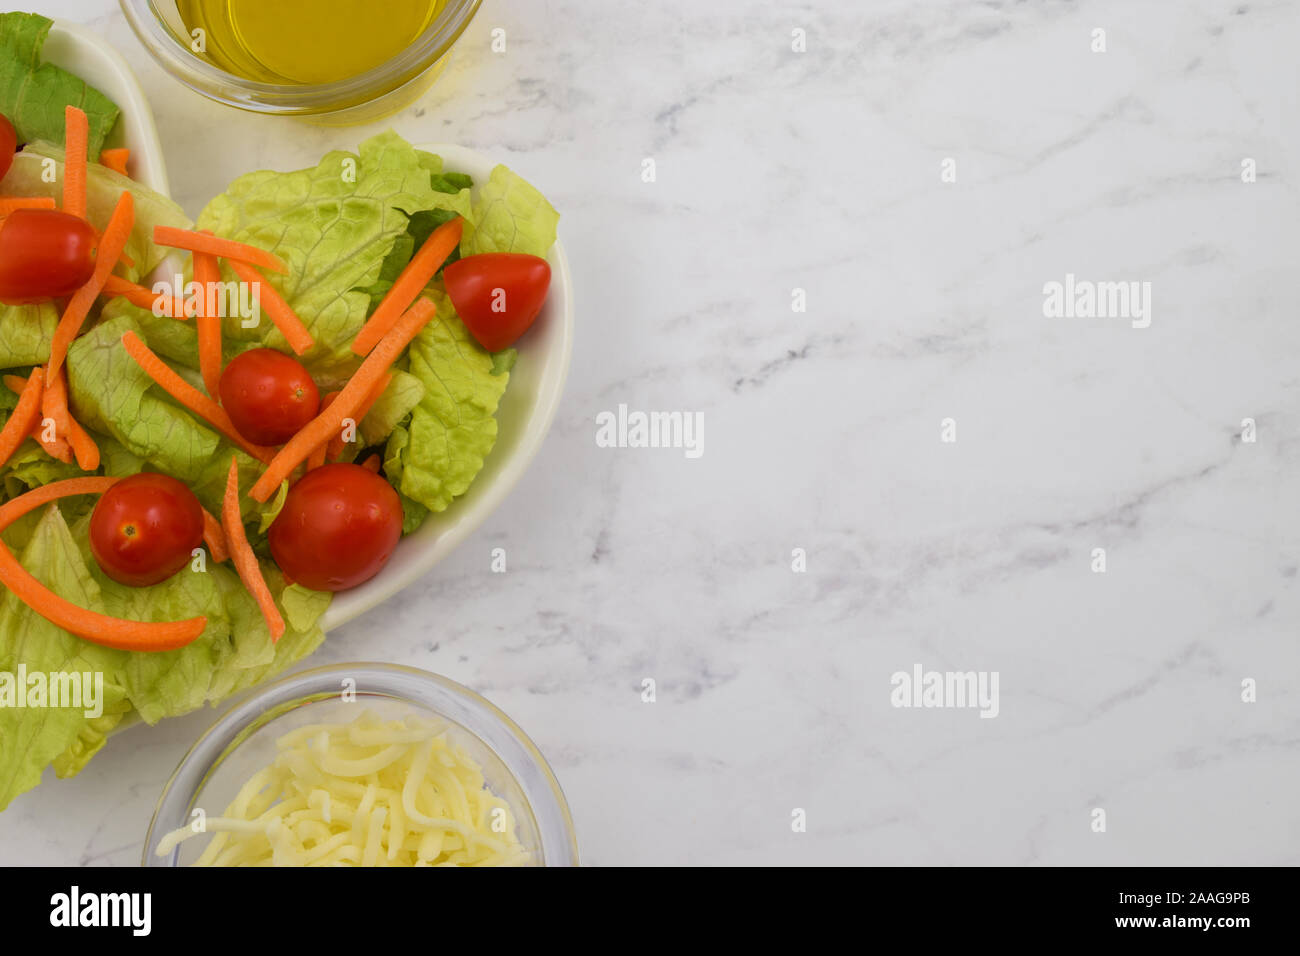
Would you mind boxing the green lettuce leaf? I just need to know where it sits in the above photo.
[0,503,332,811]
[386,290,509,515]
[360,369,424,446]
[0,301,58,368]
[195,130,442,386]
[1,147,191,281]
[0,506,131,810]
[0,12,119,158]
[461,164,559,259]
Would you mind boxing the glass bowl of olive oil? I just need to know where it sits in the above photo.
[119,0,482,123]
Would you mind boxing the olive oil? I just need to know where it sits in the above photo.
[177,0,444,85]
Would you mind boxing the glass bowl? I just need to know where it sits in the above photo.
[143,662,578,866]
[118,0,482,123]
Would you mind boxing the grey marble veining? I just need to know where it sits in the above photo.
[1,0,1297,866]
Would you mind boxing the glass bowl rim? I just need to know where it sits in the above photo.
[143,660,579,866]
[117,0,483,112]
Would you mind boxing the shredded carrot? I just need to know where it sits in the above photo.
[41,366,98,470]
[250,298,437,501]
[62,106,88,219]
[360,454,381,473]
[103,275,190,318]
[326,371,390,461]
[226,259,313,355]
[2,374,26,393]
[201,507,229,563]
[305,393,337,471]
[193,252,224,397]
[47,191,134,382]
[0,478,207,651]
[37,366,74,464]
[64,414,99,471]
[0,477,118,528]
[351,217,461,356]
[305,444,327,471]
[0,372,43,469]
[152,226,287,274]
[99,147,130,177]
[0,196,56,216]
[120,331,276,464]
[222,457,284,642]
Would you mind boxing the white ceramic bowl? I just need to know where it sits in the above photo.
[321,145,573,630]
[39,27,576,632]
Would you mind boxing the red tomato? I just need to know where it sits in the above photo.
[269,464,403,591]
[89,474,205,587]
[443,253,551,352]
[0,209,97,304]
[219,348,320,445]
[0,113,15,180]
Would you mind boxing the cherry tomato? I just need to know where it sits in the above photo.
[89,474,205,587]
[443,253,551,352]
[0,209,97,304]
[268,463,402,592]
[219,348,320,445]
[0,113,15,181]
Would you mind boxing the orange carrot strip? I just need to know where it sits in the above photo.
[102,275,190,319]
[351,217,461,356]
[305,393,337,471]
[38,366,74,464]
[64,415,99,471]
[193,252,224,397]
[222,458,284,642]
[326,371,391,461]
[120,331,276,464]
[0,196,56,215]
[63,106,88,219]
[226,259,313,355]
[250,298,437,501]
[152,226,287,274]
[99,147,130,176]
[41,366,99,470]
[2,374,26,393]
[201,507,229,563]
[360,454,381,473]
[47,191,134,381]
[0,477,118,528]
[0,477,207,652]
[0,372,43,468]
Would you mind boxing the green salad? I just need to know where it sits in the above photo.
[0,12,558,811]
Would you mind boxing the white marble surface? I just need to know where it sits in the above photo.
[3,0,1298,866]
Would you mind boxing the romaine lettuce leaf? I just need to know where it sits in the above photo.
[1,146,191,281]
[0,12,119,158]
[195,130,442,386]
[0,301,58,369]
[0,504,332,811]
[386,290,508,516]
[0,506,131,810]
[461,164,559,259]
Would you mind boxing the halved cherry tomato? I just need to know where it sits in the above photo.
[0,113,15,181]
[443,252,550,352]
[0,208,97,304]
[268,463,402,592]
[89,473,205,587]
[219,347,320,445]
